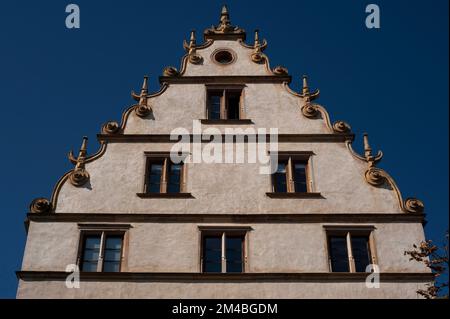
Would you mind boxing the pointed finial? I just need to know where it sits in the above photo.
[221,5,229,16]
[254,29,260,47]
[77,136,88,167]
[219,5,231,28]
[189,30,196,47]
[68,136,90,187]
[363,133,372,159]
[80,136,88,153]
[302,75,310,96]
[141,75,148,93]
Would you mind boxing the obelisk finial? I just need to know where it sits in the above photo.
[68,136,90,187]
[189,30,196,47]
[363,133,372,159]
[302,75,310,96]
[254,29,260,47]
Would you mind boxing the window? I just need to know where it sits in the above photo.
[213,50,234,64]
[144,155,186,194]
[207,88,242,120]
[200,229,249,273]
[325,227,377,273]
[79,232,124,272]
[271,154,311,193]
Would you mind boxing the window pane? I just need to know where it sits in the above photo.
[273,162,287,193]
[82,249,99,261]
[104,250,122,261]
[226,236,243,273]
[204,262,221,273]
[203,236,222,273]
[351,236,371,273]
[208,94,221,120]
[102,236,122,272]
[147,162,163,193]
[167,163,182,193]
[329,236,349,272]
[81,261,98,272]
[84,236,101,249]
[293,162,307,193]
[103,261,121,272]
[105,236,122,250]
[81,235,101,272]
[227,95,240,119]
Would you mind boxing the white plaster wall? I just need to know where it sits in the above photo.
[21,222,428,273]
[124,39,328,135]
[56,142,399,214]
[123,83,329,135]
[183,40,272,76]
[17,280,427,299]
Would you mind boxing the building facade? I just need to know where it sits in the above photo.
[17,7,431,299]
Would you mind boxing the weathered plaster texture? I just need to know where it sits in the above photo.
[19,35,428,299]
[17,280,426,299]
[21,222,427,273]
[56,142,399,214]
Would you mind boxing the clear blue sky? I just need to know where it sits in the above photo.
[0,0,448,298]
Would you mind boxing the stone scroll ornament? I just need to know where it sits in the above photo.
[361,134,424,214]
[68,136,90,187]
[101,121,120,135]
[29,197,52,213]
[131,76,152,118]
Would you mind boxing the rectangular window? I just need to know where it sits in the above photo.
[208,93,221,120]
[147,160,164,193]
[351,236,372,273]
[144,157,185,194]
[81,235,101,272]
[80,232,124,272]
[328,236,350,272]
[102,235,123,272]
[201,231,246,273]
[207,88,242,120]
[272,156,310,193]
[326,228,376,273]
[273,161,288,193]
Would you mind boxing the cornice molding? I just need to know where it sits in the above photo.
[26,213,426,224]
[96,133,355,143]
[16,271,433,283]
[159,75,292,85]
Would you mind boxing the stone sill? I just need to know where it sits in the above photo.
[200,119,254,125]
[266,192,324,199]
[136,193,194,199]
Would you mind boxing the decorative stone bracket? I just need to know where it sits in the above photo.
[68,136,90,187]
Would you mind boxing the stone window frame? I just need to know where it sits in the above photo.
[137,152,193,198]
[201,84,253,124]
[76,224,131,273]
[197,226,252,273]
[323,225,378,273]
[266,151,322,198]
